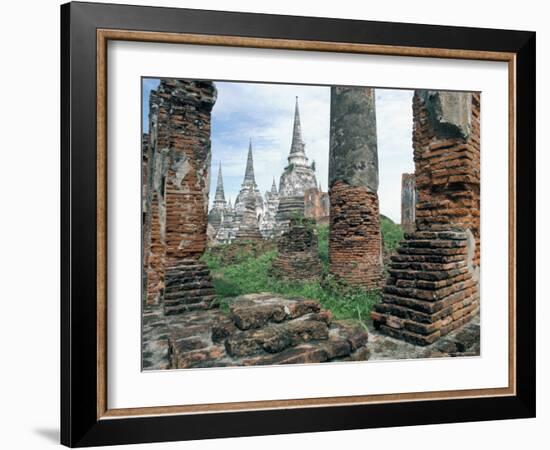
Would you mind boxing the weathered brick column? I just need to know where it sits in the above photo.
[271,217,322,282]
[328,87,383,289]
[414,91,481,267]
[143,79,218,313]
[143,88,166,306]
[142,132,150,298]
[401,173,416,234]
[372,91,480,345]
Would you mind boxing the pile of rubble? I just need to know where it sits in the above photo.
[142,293,370,370]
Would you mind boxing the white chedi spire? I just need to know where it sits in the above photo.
[213,162,226,208]
[271,177,278,195]
[287,96,309,167]
[242,139,257,188]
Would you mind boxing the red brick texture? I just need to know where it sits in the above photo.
[329,181,383,289]
[372,231,479,345]
[142,80,217,312]
[413,93,480,266]
[304,187,330,224]
[271,218,322,282]
[145,192,164,305]
[372,92,481,345]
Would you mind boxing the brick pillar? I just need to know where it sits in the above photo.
[372,91,480,345]
[401,173,416,234]
[328,87,382,289]
[143,89,166,306]
[414,92,481,267]
[271,217,322,282]
[144,79,218,314]
[142,132,150,301]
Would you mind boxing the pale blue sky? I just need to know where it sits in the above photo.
[142,79,414,223]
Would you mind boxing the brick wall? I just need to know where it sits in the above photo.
[143,79,217,310]
[413,92,480,266]
[329,181,382,288]
[372,91,481,345]
[304,187,330,224]
[271,218,322,282]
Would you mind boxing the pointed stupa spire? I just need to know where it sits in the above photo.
[286,97,309,168]
[290,96,305,156]
[242,139,257,187]
[214,162,226,206]
[271,177,278,195]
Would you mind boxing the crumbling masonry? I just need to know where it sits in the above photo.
[271,217,323,282]
[142,81,372,369]
[143,79,218,313]
[372,91,480,345]
[328,87,383,289]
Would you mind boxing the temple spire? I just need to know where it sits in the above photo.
[271,177,278,195]
[290,96,305,156]
[214,162,226,206]
[243,139,256,186]
[286,97,309,168]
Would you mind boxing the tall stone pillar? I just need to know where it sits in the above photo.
[328,87,382,289]
[144,79,218,314]
[372,91,480,345]
[401,173,416,234]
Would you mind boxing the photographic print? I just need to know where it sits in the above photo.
[61,6,535,444]
[141,79,481,370]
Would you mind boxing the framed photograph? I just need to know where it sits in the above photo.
[61,1,536,447]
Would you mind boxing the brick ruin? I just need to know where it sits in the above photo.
[371,91,480,345]
[271,217,323,282]
[401,173,416,234]
[142,87,163,306]
[142,79,218,312]
[142,81,480,369]
[328,87,383,289]
[414,92,481,268]
[142,81,372,369]
[304,186,330,225]
[143,293,370,369]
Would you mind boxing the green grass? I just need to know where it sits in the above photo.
[380,214,404,254]
[203,243,379,330]
[203,217,401,328]
[316,223,329,270]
